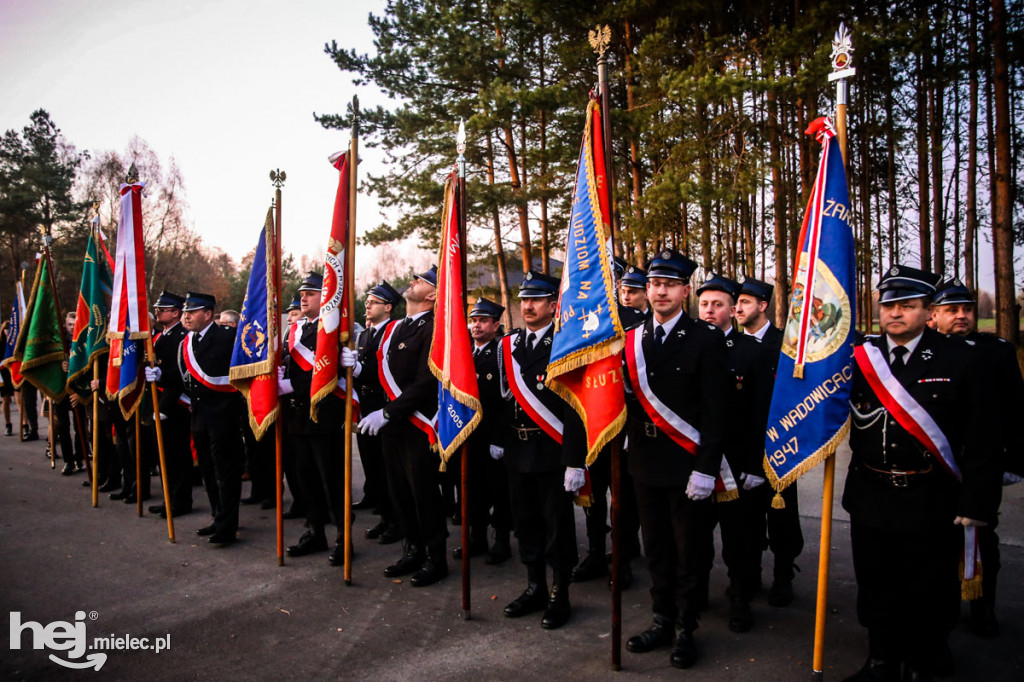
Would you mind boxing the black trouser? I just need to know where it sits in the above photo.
[507,466,577,573]
[194,426,244,535]
[634,480,705,631]
[767,481,803,580]
[292,432,348,544]
[55,396,84,465]
[467,444,512,541]
[113,412,150,498]
[356,430,392,522]
[242,421,275,503]
[381,419,447,552]
[21,385,38,434]
[585,443,641,558]
[850,518,960,672]
[94,414,120,485]
[162,408,194,510]
[693,484,770,603]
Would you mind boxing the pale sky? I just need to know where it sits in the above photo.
[0,0,432,287]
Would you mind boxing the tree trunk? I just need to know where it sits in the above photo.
[916,50,932,269]
[768,89,789,327]
[990,0,1018,343]
[485,134,513,329]
[930,9,946,275]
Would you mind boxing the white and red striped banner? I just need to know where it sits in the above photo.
[853,343,960,480]
[501,333,563,444]
[377,319,437,443]
[108,182,150,341]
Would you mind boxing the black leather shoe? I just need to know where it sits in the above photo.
[328,543,353,566]
[109,491,129,501]
[383,546,423,578]
[98,480,122,493]
[23,431,39,442]
[410,556,448,587]
[207,532,236,545]
[626,617,674,653]
[365,520,388,540]
[351,497,376,510]
[842,658,901,682]
[541,586,571,630]
[768,577,794,607]
[571,552,608,583]
[196,525,217,536]
[378,526,403,545]
[728,594,753,633]
[287,529,328,557]
[161,507,191,519]
[4,423,11,436]
[149,504,166,514]
[124,493,150,504]
[240,496,260,505]
[670,631,699,669]
[61,462,75,476]
[504,582,548,618]
[485,540,512,565]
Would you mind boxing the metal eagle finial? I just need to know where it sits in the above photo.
[589,24,611,57]
[270,169,287,188]
[125,163,139,184]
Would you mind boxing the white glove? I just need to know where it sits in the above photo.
[564,467,586,493]
[1003,472,1022,486]
[489,445,504,460]
[686,471,716,500]
[954,516,989,527]
[157,412,167,421]
[622,436,629,451]
[341,347,362,377]
[277,377,293,396]
[144,366,162,383]
[742,473,766,490]
[358,409,389,436]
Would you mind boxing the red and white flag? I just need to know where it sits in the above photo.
[108,182,150,342]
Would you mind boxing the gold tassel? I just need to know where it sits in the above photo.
[960,557,984,601]
[793,363,804,379]
[574,492,593,508]
[715,489,740,503]
[772,492,786,509]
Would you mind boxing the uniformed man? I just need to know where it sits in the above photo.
[279,273,350,565]
[693,273,773,633]
[619,265,651,318]
[622,250,729,669]
[930,277,1023,639]
[455,297,512,564]
[842,266,1000,681]
[176,292,245,545]
[348,281,402,545]
[355,266,448,587]
[735,275,804,607]
[144,291,193,518]
[285,297,302,326]
[498,271,584,630]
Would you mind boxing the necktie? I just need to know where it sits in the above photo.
[653,325,666,349]
[891,345,908,375]
[527,332,537,351]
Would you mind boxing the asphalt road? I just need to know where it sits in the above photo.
[1,409,1021,681]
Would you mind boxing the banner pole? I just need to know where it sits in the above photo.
[343,96,359,585]
[811,23,856,682]
[91,360,100,507]
[271,169,286,567]
[456,120,471,620]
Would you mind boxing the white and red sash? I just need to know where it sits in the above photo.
[853,343,961,480]
[624,326,737,496]
[183,333,235,393]
[500,333,563,444]
[376,319,436,443]
[288,320,315,372]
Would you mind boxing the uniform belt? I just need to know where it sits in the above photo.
[630,415,659,439]
[860,461,933,489]
[512,426,541,441]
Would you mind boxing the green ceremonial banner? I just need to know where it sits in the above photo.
[67,230,112,394]
[13,257,68,402]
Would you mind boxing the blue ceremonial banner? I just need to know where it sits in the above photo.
[1,281,25,376]
[547,97,625,465]
[116,329,144,419]
[229,209,279,439]
[763,117,856,501]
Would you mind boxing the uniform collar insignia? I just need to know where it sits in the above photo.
[921,348,933,361]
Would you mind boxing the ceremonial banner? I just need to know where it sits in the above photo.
[116,334,145,420]
[108,182,150,342]
[428,172,480,465]
[12,257,67,402]
[546,97,625,466]
[1,281,27,384]
[310,151,353,421]
[67,228,114,394]
[763,117,856,502]
[229,209,279,439]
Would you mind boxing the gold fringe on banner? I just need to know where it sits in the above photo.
[960,557,983,601]
[764,414,851,503]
